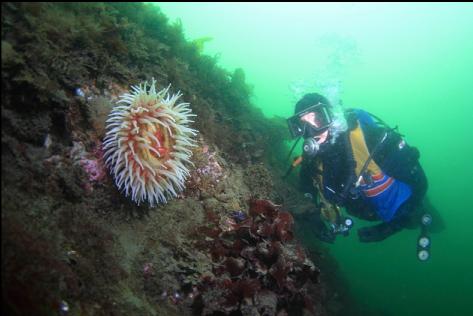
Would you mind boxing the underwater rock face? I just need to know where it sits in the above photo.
[2,3,343,316]
[103,79,198,207]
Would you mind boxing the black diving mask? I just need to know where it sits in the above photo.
[287,102,333,139]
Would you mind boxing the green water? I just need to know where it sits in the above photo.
[157,3,473,315]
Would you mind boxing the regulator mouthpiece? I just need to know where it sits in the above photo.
[303,138,320,158]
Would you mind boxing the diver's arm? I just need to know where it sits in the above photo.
[299,161,319,205]
[295,162,335,243]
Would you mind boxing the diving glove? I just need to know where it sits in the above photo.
[316,226,336,243]
[305,210,336,243]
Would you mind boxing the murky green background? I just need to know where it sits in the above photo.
[156,3,473,315]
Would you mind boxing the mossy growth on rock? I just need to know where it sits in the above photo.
[1,3,354,316]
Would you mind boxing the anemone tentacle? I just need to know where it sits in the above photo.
[103,79,197,207]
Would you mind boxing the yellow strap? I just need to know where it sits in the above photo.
[312,125,381,224]
[349,122,381,176]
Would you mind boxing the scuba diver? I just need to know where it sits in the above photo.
[285,93,444,260]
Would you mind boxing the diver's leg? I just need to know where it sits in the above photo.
[357,201,414,242]
[421,196,446,233]
[357,221,403,242]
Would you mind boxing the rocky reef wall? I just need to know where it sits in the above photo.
[2,3,356,316]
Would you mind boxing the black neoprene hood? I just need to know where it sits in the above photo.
[294,93,331,114]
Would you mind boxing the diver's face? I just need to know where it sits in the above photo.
[300,112,323,129]
[300,112,329,144]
